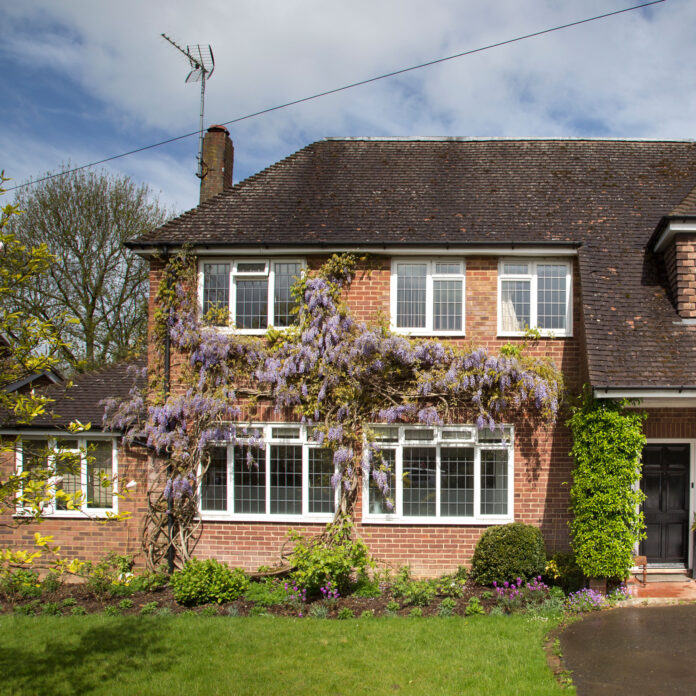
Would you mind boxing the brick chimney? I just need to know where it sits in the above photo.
[199,125,234,204]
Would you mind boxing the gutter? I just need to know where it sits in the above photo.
[126,240,583,257]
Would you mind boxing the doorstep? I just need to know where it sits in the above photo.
[625,574,696,603]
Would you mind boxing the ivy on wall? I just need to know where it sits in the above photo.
[568,397,646,580]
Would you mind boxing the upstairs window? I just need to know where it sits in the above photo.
[498,259,572,336]
[199,259,304,332]
[390,259,465,335]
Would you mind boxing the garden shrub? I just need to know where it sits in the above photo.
[438,597,457,617]
[465,597,485,616]
[0,568,42,600]
[390,567,436,606]
[171,558,249,606]
[568,398,646,580]
[470,523,546,585]
[243,578,288,607]
[129,569,169,593]
[545,551,584,593]
[288,521,372,595]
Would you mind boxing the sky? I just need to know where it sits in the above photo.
[1,0,694,215]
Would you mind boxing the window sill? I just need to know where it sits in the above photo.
[199,513,334,524]
[361,514,514,525]
[497,331,572,339]
[13,510,116,520]
[391,329,466,338]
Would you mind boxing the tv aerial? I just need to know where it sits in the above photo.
[161,34,215,179]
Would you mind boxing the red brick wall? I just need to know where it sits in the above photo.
[664,234,696,318]
[1,253,584,576]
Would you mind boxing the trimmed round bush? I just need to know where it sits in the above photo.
[171,558,249,606]
[470,523,546,586]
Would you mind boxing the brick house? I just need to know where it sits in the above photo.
[4,128,696,577]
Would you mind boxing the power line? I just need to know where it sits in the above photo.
[7,0,665,193]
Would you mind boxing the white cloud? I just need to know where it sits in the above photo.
[1,0,695,210]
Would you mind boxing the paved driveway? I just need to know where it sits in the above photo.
[560,604,696,695]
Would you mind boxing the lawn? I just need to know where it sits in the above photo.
[0,614,572,696]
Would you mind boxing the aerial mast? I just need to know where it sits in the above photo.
[161,33,215,179]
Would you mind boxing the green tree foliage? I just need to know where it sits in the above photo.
[0,174,124,575]
[568,398,646,579]
[7,167,170,370]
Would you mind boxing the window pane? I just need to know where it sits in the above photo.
[435,263,461,274]
[202,447,227,511]
[55,446,81,511]
[368,449,396,514]
[500,279,530,332]
[234,445,266,513]
[308,448,335,513]
[502,263,529,275]
[236,279,268,329]
[440,447,474,517]
[404,429,434,441]
[274,262,301,327]
[22,439,49,505]
[236,261,267,273]
[403,447,436,516]
[86,441,113,509]
[203,263,230,323]
[433,279,462,331]
[396,263,427,328]
[481,450,508,515]
[537,264,567,331]
[270,445,302,514]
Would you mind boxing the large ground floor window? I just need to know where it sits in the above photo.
[200,423,514,525]
[364,424,514,524]
[199,424,337,522]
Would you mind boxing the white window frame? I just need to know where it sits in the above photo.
[16,436,118,518]
[198,258,306,334]
[390,258,466,336]
[199,424,337,523]
[497,258,572,337]
[362,424,514,525]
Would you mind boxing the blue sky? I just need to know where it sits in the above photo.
[1,0,694,214]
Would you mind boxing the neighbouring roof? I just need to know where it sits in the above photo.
[0,360,146,431]
[129,137,696,390]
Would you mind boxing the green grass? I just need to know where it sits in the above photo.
[0,614,571,696]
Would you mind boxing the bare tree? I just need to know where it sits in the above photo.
[8,167,170,371]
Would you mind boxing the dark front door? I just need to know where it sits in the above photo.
[640,444,690,565]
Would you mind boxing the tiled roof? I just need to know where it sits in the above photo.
[0,360,146,431]
[129,137,696,389]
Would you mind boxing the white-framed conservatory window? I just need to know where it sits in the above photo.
[199,424,337,522]
[390,259,465,335]
[363,424,513,524]
[498,259,572,337]
[17,437,118,516]
[198,258,305,333]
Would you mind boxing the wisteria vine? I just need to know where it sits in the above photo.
[104,252,562,569]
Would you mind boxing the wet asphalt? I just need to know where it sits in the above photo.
[560,604,696,695]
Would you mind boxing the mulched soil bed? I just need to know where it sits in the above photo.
[0,580,498,618]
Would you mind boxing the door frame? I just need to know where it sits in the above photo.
[640,439,696,570]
